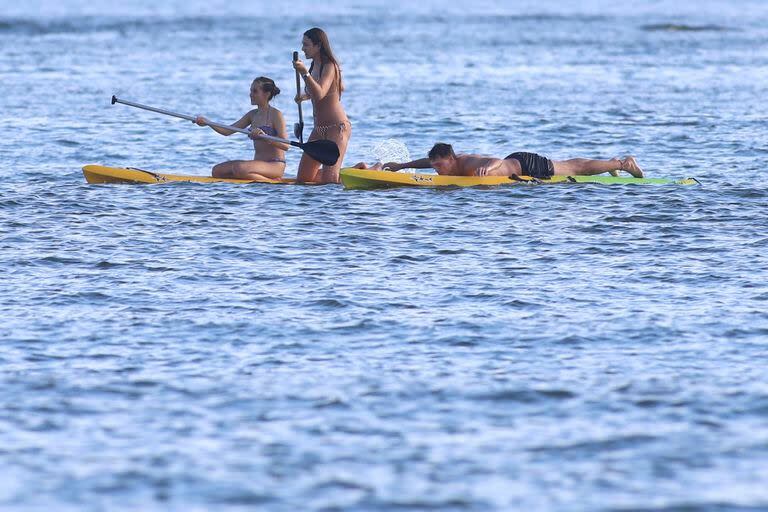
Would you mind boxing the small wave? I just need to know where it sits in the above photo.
[95,260,125,269]
[56,291,112,301]
[529,434,658,455]
[212,490,274,506]
[0,18,96,36]
[642,23,731,32]
[555,335,591,345]
[634,398,672,408]
[37,255,83,265]
[473,388,576,403]
[428,13,608,24]
[0,16,221,36]
[312,396,350,409]
[308,298,348,308]
[54,139,81,147]
[390,254,422,262]
[748,238,768,248]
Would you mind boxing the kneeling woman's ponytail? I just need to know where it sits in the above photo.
[254,76,281,100]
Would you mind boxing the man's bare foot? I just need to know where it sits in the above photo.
[620,156,644,178]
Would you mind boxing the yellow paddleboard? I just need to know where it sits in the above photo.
[82,165,296,185]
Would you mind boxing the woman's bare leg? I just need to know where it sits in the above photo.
[212,161,237,178]
[297,124,352,184]
[317,124,352,184]
[297,129,322,183]
[212,160,285,180]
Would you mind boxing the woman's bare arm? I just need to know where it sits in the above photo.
[304,63,337,101]
[196,111,252,136]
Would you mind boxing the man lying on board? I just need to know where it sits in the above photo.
[352,143,644,179]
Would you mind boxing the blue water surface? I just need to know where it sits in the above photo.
[1,1,768,510]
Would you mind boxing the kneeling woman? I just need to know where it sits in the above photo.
[195,77,288,180]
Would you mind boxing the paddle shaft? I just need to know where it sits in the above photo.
[293,51,304,143]
[111,95,340,165]
[112,95,293,146]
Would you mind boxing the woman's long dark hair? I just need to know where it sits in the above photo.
[304,27,344,97]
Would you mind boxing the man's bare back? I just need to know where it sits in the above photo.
[452,155,523,176]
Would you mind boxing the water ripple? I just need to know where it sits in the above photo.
[3,2,768,511]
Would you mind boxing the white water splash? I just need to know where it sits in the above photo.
[370,139,411,170]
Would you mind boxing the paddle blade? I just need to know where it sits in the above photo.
[297,139,340,166]
[293,122,304,141]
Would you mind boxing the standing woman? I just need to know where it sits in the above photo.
[195,77,288,180]
[293,28,351,184]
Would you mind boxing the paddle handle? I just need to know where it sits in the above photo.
[111,95,290,140]
[113,95,196,123]
[293,51,304,143]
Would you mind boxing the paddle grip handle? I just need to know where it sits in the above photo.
[293,51,304,143]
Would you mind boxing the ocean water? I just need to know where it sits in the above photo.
[2,1,768,510]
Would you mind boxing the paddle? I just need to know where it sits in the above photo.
[293,51,304,143]
[111,95,339,166]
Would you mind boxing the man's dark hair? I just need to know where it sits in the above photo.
[428,143,456,160]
